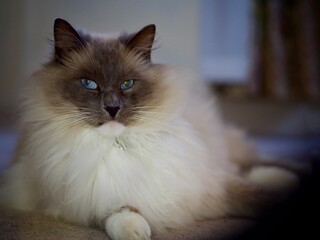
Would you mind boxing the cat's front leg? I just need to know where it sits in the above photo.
[105,206,151,240]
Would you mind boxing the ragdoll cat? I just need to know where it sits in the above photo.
[0,19,298,240]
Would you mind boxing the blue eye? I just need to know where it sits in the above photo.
[120,79,134,90]
[81,79,98,90]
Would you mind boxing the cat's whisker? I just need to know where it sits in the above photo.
[133,110,169,119]
[49,116,89,124]
[44,116,91,130]
[132,110,170,116]
[132,105,173,109]
[130,115,171,130]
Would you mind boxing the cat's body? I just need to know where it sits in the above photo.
[0,19,297,240]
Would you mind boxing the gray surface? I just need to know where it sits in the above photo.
[0,208,254,240]
[0,130,17,171]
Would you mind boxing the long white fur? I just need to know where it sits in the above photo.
[0,66,296,238]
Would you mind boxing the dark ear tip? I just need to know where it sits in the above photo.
[145,24,156,33]
[149,24,156,29]
[54,18,70,28]
[55,18,64,22]
[54,18,64,24]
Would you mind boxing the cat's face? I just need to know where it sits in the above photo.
[38,19,169,136]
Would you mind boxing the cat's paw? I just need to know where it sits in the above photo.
[247,166,299,191]
[105,208,151,240]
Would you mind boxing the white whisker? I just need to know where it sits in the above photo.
[132,110,170,116]
[131,115,172,129]
[132,105,172,109]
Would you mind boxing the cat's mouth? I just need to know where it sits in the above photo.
[96,121,126,137]
[97,116,125,127]
[96,109,134,127]
[97,113,123,127]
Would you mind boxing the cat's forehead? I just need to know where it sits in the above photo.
[73,37,141,83]
[88,31,120,40]
[59,30,147,82]
[78,36,123,68]
[88,35,123,54]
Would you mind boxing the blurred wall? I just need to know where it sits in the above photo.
[0,0,200,113]
[1,1,319,136]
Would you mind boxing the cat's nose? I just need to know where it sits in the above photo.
[105,106,120,119]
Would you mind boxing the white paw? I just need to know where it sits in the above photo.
[105,209,151,240]
[247,166,299,191]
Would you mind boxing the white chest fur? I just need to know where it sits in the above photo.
[24,119,228,230]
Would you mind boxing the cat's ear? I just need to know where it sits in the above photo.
[53,18,85,63]
[126,24,156,62]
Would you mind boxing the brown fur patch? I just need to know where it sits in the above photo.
[33,24,168,129]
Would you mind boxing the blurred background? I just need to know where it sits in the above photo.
[0,0,320,168]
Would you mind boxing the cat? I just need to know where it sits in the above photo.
[0,18,298,240]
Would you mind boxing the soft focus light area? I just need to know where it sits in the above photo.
[0,0,319,169]
[0,131,18,171]
[200,0,252,82]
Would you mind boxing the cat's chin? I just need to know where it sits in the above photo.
[95,121,126,137]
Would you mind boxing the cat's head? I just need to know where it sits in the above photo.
[32,18,178,137]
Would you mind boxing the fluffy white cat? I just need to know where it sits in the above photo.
[0,19,298,240]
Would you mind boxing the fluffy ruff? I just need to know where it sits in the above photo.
[0,67,297,237]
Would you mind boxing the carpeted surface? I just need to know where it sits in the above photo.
[0,208,254,240]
